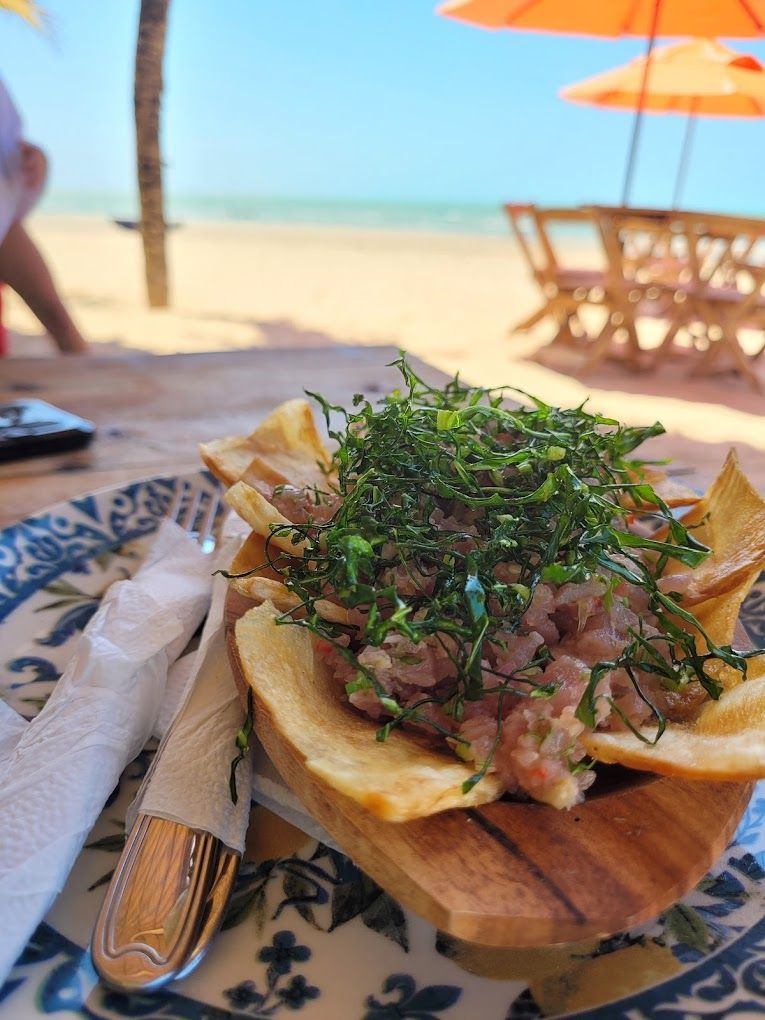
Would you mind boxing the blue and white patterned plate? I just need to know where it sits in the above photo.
[1,472,765,1020]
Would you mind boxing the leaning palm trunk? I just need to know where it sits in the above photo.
[134,0,170,308]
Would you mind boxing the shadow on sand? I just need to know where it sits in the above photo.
[530,340,765,416]
[6,316,373,359]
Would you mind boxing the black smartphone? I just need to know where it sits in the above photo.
[0,399,95,462]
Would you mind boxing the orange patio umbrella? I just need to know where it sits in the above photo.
[437,0,765,37]
[437,0,765,202]
[560,38,765,206]
[0,1,41,25]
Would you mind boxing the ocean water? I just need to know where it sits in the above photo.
[39,190,516,236]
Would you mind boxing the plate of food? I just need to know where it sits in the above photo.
[4,361,765,1020]
[202,355,765,946]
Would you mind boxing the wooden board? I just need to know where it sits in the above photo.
[224,587,753,948]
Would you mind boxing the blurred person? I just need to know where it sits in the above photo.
[0,77,87,354]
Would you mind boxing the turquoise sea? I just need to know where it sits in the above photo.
[39,191,512,237]
[43,190,765,238]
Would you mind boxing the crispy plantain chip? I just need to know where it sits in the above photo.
[229,531,280,579]
[226,517,349,623]
[231,575,350,625]
[225,480,308,554]
[582,670,765,781]
[581,452,765,778]
[231,574,297,609]
[199,434,255,488]
[674,451,765,604]
[583,596,765,778]
[200,398,333,490]
[621,466,700,510]
[235,601,504,821]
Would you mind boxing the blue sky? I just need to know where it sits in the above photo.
[1,0,765,213]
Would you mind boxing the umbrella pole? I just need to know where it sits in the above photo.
[672,108,697,210]
[620,0,662,206]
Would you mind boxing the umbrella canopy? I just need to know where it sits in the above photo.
[438,1,765,202]
[560,39,765,205]
[561,38,765,116]
[437,0,765,37]
[0,1,41,27]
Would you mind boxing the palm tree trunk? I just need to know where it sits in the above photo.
[134,0,170,308]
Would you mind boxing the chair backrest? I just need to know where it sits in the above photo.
[590,207,765,353]
[588,206,689,294]
[672,211,765,289]
[670,211,765,332]
[503,204,548,285]
[503,204,602,285]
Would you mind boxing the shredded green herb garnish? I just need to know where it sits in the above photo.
[237,355,762,794]
[229,688,254,804]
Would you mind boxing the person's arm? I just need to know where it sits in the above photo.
[0,220,88,354]
[16,142,47,218]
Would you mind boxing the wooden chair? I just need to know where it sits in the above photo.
[504,204,606,346]
[655,211,765,389]
[585,206,687,368]
[589,207,765,387]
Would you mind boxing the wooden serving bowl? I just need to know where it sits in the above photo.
[225,587,752,948]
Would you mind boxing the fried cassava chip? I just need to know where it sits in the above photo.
[234,600,504,821]
[621,466,700,511]
[582,453,765,777]
[225,480,308,555]
[670,451,765,605]
[200,398,332,490]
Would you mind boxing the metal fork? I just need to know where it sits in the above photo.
[91,481,241,992]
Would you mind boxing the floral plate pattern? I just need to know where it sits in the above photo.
[1,472,765,1020]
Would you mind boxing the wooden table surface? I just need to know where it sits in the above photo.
[1,345,760,529]
[0,347,448,528]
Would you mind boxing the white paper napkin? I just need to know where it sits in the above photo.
[132,510,333,851]
[153,652,196,740]
[0,701,26,757]
[127,539,254,853]
[128,522,334,854]
[0,519,213,986]
[251,744,336,850]
[200,519,335,849]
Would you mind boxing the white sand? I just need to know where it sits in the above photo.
[6,213,765,490]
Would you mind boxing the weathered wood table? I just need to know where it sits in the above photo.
[0,346,447,527]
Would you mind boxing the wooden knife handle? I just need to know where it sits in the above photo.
[90,813,239,992]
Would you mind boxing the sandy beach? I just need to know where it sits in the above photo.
[5,213,765,490]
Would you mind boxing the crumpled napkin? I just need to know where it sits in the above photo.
[127,537,254,852]
[0,519,213,986]
[127,525,332,852]
[0,514,339,988]
[127,521,334,858]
